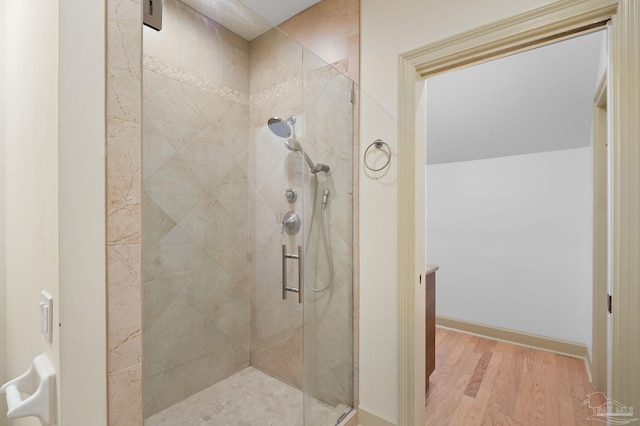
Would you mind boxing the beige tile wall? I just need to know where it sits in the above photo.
[278,0,360,85]
[106,0,359,423]
[106,0,143,423]
[141,0,251,417]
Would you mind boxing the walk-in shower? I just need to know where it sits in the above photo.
[141,0,354,424]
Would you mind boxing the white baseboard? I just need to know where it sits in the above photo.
[584,351,594,384]
[436,316,589,360]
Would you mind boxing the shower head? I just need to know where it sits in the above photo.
[267,116,296,139]
[267,116,330,174]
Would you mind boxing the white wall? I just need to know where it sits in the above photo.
[3,1,106,425]
[426,148,593,348]
[359,0,559,423]
[58,0,107,424]
[4,1,59,425]
[0,0,7,423]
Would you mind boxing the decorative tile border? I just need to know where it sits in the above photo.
[249,58,349,105]
[143,55,349,107]
[143,55,249,105]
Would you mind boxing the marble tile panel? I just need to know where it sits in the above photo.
[142,275,181,335]
[250,326,303,390]
[221,33,251,96]
[252,280,302,342]
[108,244,142,373]
[142,67,173,102]
[107,117,142,245]
[109,363,143,425]
[249,29,304,97]
[108,0,142,123]
[144,271,249,408]
[145,224,210,282]
[178,197,243,260]
[143,154,205,223]
[277,0,349,69]
[141,192,177,254]
[309,19,349,67]
[142,112,178,180]
[143,80,210,153]
[145,301,233,378]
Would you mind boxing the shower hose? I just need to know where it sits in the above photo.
[305,177,334,292]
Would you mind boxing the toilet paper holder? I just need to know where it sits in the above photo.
[1,354,56,426]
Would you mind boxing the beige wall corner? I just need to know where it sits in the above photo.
[59,0,108,424]
[357,408,396,426]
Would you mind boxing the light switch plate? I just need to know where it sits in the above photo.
[40,290,53,343]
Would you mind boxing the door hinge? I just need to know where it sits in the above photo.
[608,293,612,314]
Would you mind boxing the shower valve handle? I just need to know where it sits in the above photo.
[282,211,301,235]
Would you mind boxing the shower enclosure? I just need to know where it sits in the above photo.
[141,0,355,424]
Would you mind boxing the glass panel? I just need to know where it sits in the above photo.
[249,25,306,426]
[302,48,355,425]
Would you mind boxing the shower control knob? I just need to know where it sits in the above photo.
[282,211,301,235]
[285,188,297,203]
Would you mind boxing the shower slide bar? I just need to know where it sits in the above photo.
[282,245,303,304]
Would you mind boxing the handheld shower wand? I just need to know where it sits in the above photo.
[322,189,329,208]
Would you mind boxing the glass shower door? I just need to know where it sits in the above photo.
[301,48,355,425]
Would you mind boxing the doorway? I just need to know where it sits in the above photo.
[395,1,640,424]
[425,29,605,382]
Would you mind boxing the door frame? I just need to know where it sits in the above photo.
[396,0,640,424]
[592,72,608,392]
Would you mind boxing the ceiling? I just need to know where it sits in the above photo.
[239,0,321,26]
[426,30,606,165]
[179,0,320,40]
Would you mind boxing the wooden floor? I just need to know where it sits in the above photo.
[425,328,602,426]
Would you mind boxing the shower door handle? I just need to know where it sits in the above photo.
[282,245,303,304]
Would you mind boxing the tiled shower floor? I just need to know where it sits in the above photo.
[144,367,350,426]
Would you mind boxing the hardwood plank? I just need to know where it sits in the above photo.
[480,345,521,424]
[464,349,493,398]
[426,328,596,426]
[547,355,575,426]
[462,349,505,424]
[514,345,545,424]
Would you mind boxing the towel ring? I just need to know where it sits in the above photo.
[364,139,391,172]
